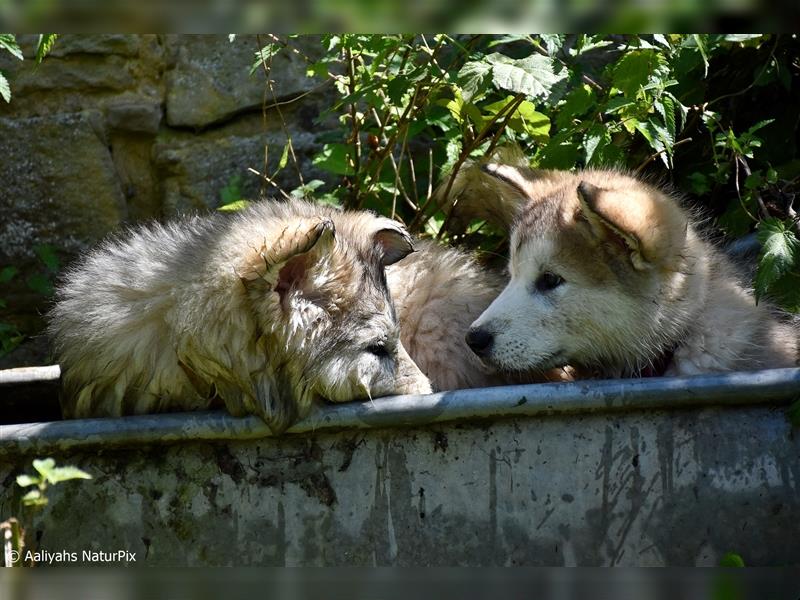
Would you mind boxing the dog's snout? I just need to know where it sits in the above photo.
[465,327,493,356]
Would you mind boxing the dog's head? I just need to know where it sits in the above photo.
[237,203,431,431]
[467,165,693,374]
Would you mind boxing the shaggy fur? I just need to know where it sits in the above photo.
[388,240,503,390]
[387,240,573,389]
[462,161,799,377]
[49,200,432,433]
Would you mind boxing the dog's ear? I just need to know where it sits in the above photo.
[480,162,538,200]
[240,217,335,299]
[372,219,414,266]
[433,154,544,233]
[576,181,687,270]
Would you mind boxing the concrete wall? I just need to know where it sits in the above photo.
[1,402,798,566]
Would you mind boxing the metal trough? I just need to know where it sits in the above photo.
[1,367,799,566]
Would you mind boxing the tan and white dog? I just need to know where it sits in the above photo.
[458,161,799,378]
[387,240,575,389]
[50,200,432,432]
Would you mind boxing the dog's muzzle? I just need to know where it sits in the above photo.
[465,327,494,357]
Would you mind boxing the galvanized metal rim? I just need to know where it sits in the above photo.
[1,368,798,456]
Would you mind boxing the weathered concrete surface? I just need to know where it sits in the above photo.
[1,405,798,566]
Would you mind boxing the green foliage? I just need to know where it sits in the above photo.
[245,35,796,289]
[755,218,799,306]
[718,552,745,567]
[0,322,24,356]
[16,458,92,508]
[0,244,60,356]
[0,33,22,103]
[29,34,800,324]
[0,33,57,103]
[218,174,243,207]
[0,266,18,284]
[35,34,58,64]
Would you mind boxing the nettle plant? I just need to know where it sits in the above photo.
[241,34,798,311]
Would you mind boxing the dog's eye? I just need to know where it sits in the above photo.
[535,271,564,292]
[364,343,390,359]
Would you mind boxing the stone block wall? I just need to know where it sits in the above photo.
[0,35,334,367]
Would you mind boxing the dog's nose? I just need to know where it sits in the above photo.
[465,327,493,356]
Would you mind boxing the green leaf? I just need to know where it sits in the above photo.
[486,53,559,100]
[0,34,23,60]
[33,458,91,484]
[556,84,595,128]
[291,179,326,200]
[719,552,745,567]
[537,134,579,170]
[652,34,671,48]
[516,102,550,140]
[758,271,800,312]
[0,71,10,103]
[46,466,93,484]
[745,119,774,136]
[612,50,663,97]
[755,218,799,302]
[457,60,492,103]
[22,488,48,507]
[686,172,711,195]
[658,94,676,140]
[219,174,242,206]
[16,474,40,488]
[35,34,58,63]
[0,265,17,283]
[481,97,549,139]
[538,34,564,57]
[0,322,24,356]
[217,200,250,212]
[34,244,59,272]
[386,75,409,105]
[442,138,461,174]
[32,458,56,479]
[278,141,291,171]
[25,273,53,297]
[250,43,280,76]
[312,143,354,176]
[583,125,610,166]
[439,94,465,124]
[693,34,709,77]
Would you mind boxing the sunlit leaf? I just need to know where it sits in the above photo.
[0,72,10,103]
[16,474,40,488]
[0,34,23,60]
[755,218,799,302]
[35,34,58,63]
[486,53,559,100]
[457,60,492,103]
[217,200,250,212]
